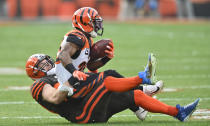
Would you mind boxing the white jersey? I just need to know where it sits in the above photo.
[58,36,90,71]
[55,29,93,85]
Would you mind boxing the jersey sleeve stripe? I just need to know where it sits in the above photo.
[35,84,45,100]
[31,81,40,96]
[97,72,104,82]
[32,82,44,99]
[53,82,60,89]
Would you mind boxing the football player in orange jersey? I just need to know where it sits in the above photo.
[55,7,110,84]
[53,7,199,123]
[26,53,164,122]
[26,53,199,123]
[54,7,156,119]
[55,7,158,100]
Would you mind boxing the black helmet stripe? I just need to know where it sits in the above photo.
[80,8,86,25]
[88,7,91,15]
[91,10,95,18]
[74,15,77,24]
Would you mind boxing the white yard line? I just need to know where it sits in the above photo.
[0,97,210,105]
[1,116,61,119]
[159,97,210,101]
[0,86,30,91]
[0,101,36,105]
[159,74,210,79]
[0,66,210,76]
[1,109,210,120]
[0,67,25,75]
[1,85,210,92]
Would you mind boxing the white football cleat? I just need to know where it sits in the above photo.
[135,107,148,121]
[143,80,164,96]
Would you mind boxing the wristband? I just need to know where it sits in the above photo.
[101,56,111,64]
[65,63,76,74]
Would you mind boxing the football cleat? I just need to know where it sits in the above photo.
[138,53,157,84]
[143,80,164,96]
[135,107,148,121]
[175,98,200,122]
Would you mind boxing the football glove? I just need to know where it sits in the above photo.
[73,70,89,81]
[105,42,114,59]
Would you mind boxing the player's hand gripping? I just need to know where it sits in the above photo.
[105,42,114,59]
[73,70,89,81]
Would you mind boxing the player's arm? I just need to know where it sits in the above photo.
[87,42,114,71]
[31,80,73,104]
[58,42,78,66]
[58,40,89,80]
[42,83,69,104]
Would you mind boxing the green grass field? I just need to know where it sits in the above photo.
[0,21,210,126]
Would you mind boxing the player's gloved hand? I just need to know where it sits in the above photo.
[105,42,114,59]
[73,70,89,81]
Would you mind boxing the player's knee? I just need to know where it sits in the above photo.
[104,69,124,78]
[134,90,144,97]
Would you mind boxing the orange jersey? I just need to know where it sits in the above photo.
[57,29,94,71]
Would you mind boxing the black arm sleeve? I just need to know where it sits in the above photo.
[66,34,85,49]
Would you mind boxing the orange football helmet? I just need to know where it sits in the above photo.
[72,7,103,38]
[25,54,54,80]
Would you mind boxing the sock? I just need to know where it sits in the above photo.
[104,76,142,92]
[134,90,178,116]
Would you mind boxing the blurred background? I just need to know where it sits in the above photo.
[0,0,210,21]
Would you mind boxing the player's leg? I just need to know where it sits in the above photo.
[133,90,200,121]
[134,80,164,120]
[104,53,157,92]
[106,91,140,120]
[105,80,164,121]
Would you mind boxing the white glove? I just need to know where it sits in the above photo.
[58,84,74,96]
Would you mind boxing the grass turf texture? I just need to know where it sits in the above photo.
[0,21,210,126]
